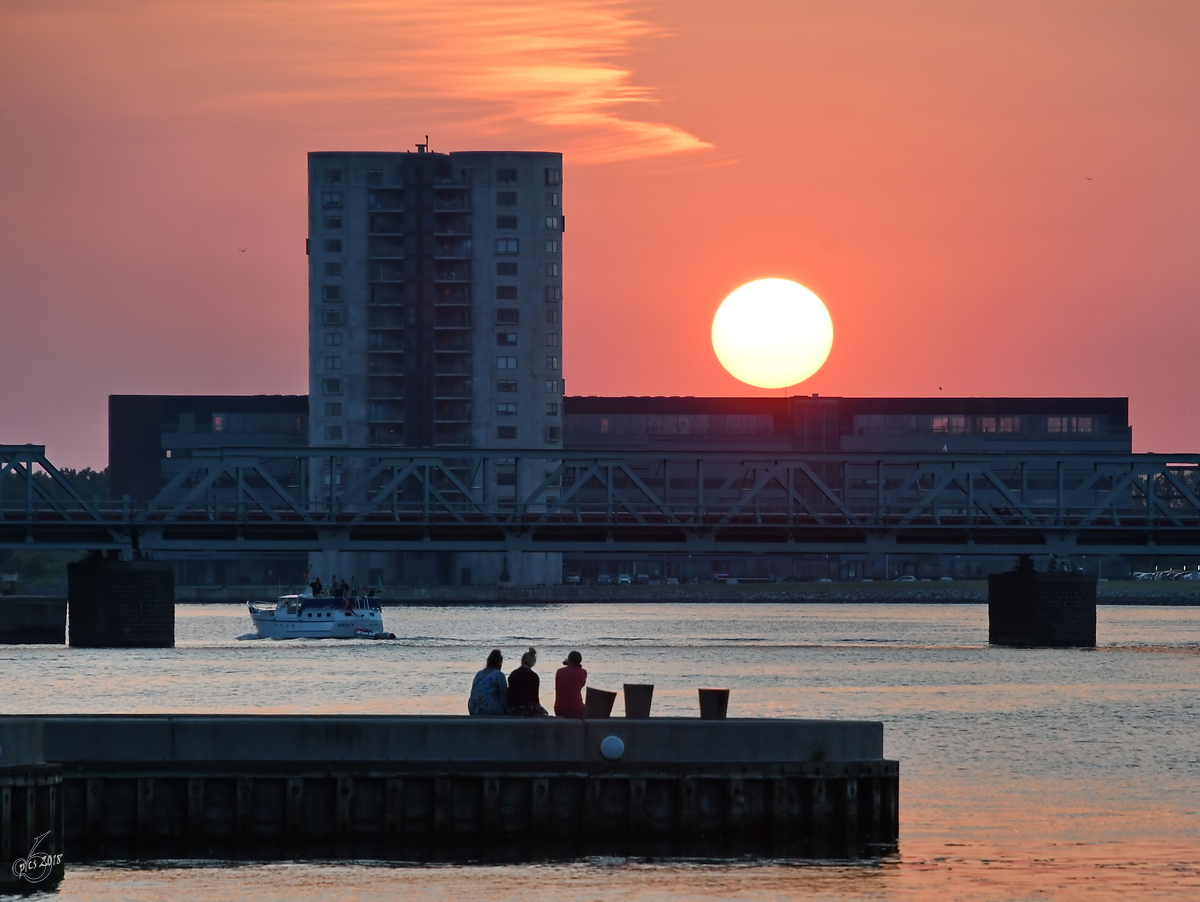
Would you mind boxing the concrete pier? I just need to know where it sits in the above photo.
[0,720,64,893]
[0,596,67,644]
[989,565,1097,647]
[35,715,898,860]
[67,558,174,648]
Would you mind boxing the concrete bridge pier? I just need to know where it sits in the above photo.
[988,558,1097,647]
[67,555,174,648]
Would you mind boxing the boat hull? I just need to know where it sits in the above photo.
[248,604,387,639]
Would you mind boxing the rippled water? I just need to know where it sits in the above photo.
[3,602,1199,900]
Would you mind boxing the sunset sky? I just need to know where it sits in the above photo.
[2,0,1198,468]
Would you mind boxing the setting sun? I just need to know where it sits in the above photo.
[711,279,833,389]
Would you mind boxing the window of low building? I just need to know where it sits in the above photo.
[931,416,949,433]
[496,332,518,346]
[324,333,343,346]
[324,402,342,416]
[322,378,342,394]
[497,425,518,440]
[496,262,517,276]
[496,308,519,324]
[496,238,519,254]
[496,168,518,184]
[497,191,517,206]
[496,215,517,228]
[497,356,517,369]
[497,403,517,416]
[497,379,518,392]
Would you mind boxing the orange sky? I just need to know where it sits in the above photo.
[1,0,1198,467]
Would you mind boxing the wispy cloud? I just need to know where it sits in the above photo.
[185,0,712,163]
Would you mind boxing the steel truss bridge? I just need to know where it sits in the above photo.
[4,444,1200,557]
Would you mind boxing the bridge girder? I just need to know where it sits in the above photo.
[4,445,1200,557]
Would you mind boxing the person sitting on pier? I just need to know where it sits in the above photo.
[506,647,548,716]
[554,650,587,718]
[468,649,508,716]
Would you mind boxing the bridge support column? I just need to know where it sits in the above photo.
[67,556,174,648]
[988,559,1096,647]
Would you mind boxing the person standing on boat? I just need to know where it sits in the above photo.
[554,650,587,718]
[506,647,548,716]
[468,649,508,716]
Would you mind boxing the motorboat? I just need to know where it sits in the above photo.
[247,591,394,639]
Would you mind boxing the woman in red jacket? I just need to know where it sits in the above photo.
[554,650,587,718]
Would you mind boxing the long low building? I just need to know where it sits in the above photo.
[107,393,1137,588]
[563,395,1131,455]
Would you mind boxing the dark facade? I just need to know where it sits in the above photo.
[109,395,310,597]
[561,395,1132,583]
[564,395,1131,454]
[110,395,309,502]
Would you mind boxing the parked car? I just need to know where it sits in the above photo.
[616,573,633,585]
[666,577,679,585]
[634,574,650,585]
[564,572,581,585]
[895,575,917,582]
[940,576,954,581]
[596,574,613,586]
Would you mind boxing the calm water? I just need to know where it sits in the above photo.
[3,602,1198,900]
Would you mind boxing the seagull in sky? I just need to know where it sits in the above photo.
[237,248,247,253]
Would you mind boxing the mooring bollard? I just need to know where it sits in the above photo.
[623,684,654,718]
[584,687,617,719]
[698,688,730,720]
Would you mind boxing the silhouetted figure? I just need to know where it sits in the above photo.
[469,649,508,716]
[507,647,547,716]
[554,650,587,719]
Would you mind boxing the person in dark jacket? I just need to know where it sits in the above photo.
[506,647,547,716]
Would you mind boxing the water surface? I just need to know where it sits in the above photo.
[4,603,1198,900]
